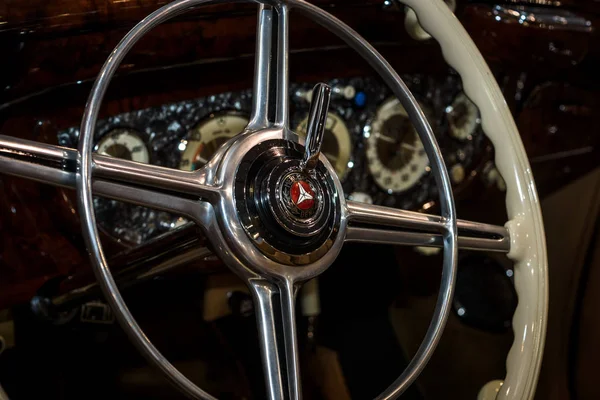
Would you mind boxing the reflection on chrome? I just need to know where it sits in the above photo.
[492,5,593,32]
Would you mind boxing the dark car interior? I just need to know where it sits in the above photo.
[0,0,599,399]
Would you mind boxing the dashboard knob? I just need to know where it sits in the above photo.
[450,163,465,184]
[302,83,332,171]
[332,84,356,100]
[294,88,313,103]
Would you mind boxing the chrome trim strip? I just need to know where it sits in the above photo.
[248,4,291,131]
[250,280,286,400]
[347,200,510,252]
[0,156,76,188]
[274,4,290,128]
[346,227,509,252]
[248,5,274,130]
[0,134,219,201]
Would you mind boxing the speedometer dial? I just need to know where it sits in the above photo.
[179,112,248,171]
[365,98,430,193]
[295,112,352,179]
[93,128,154,245]
[96,128,149,163]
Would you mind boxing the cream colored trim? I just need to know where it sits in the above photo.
[478,380,504,400]
[0,384,8,400]
[404,8,431,41]
[398,1,549,399]
[404,0,456,41]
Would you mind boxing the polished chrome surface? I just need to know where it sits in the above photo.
[301,83,331,171]
[93,155,219,200]
[231,138,342,268]
[347,200,446,232]
[346,200,510,252]
[250,279,302,400]
[279,279,302,400]
[0,134,76,163]
[0,134,509,255]
[248,5,274,130]
[251,280,286,399]
[0,152,76,188]
[347,227,509,252]
[0,134,219,201]
[248,4,291,134]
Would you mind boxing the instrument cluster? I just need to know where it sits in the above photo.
[58,75,485,245]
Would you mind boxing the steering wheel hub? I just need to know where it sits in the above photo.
[234,138,341,266]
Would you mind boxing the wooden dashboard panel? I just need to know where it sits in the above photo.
[0,0,598,312]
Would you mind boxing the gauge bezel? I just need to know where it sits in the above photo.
[364,96,433,194]
[94,127,151,164]
[178,110,250,171]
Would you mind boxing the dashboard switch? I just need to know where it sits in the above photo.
[333,84,356,100]
[450,163,466,184]
[354,91,367,107]
[302,83,332,171]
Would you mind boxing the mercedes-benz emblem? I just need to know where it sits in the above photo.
[290,180,315,210]
[278,171,322,222]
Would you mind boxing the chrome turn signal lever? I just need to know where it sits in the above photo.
[301,83,332,171]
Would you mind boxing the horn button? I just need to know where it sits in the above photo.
[234,139,341,265]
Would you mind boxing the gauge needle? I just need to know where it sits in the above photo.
[324,152,338,161]
[376,133,396,144]
[401,143,417,151]
[196,156,209,164]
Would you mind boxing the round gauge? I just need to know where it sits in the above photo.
[447,92,480,141]
[295,112,352,178]
[365,98,431,193]
[179,113,249,171]
[96,128,149,163]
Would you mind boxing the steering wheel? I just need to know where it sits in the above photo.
[70,0,548,399]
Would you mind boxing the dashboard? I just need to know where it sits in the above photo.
[58,74,485,244]
[1,1,599,398]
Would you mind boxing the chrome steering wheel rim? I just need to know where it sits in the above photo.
[72,1,545,400]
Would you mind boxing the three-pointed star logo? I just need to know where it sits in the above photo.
[296,182,313,204]
[290,181,315,211]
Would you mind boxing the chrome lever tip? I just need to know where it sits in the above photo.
[301,83,332,172]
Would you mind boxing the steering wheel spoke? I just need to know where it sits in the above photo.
[0,134,219,226]
[346,200,510,253]
[250,279,302,400]
[93,153,220,202]
[248,3,291,133]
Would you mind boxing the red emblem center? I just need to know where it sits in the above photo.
[290,181,315,210]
